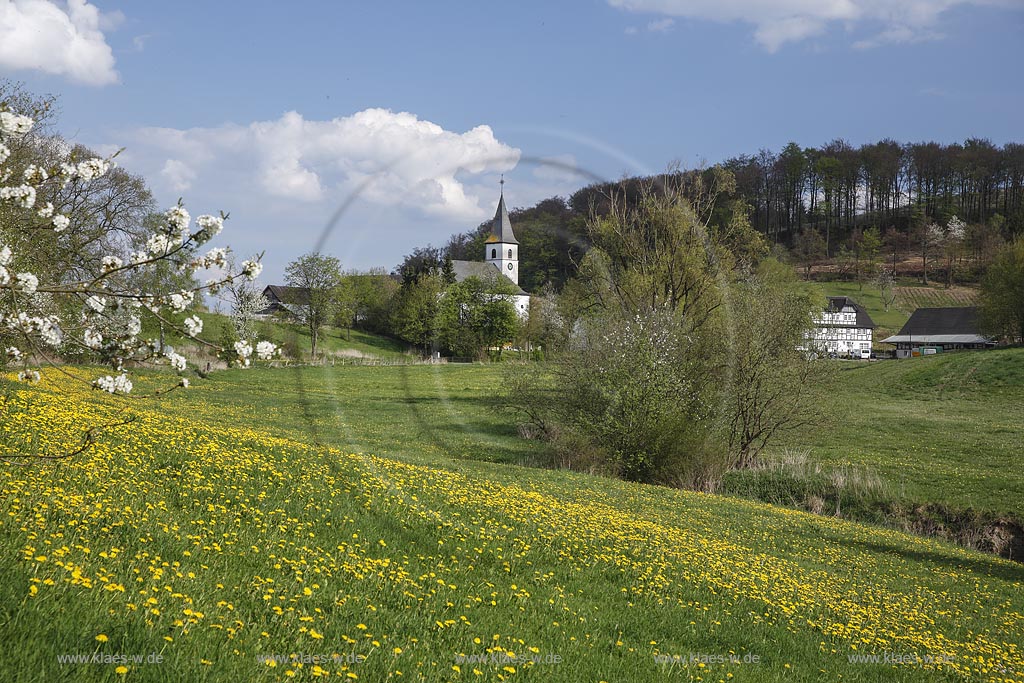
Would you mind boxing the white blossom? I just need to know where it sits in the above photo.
[165,205,190,236]
[179,377,190,388]
[168,290,193,313]
[234,340,253,367]
[52,214,70,232]
[0,142,9,165]
[146,233,171,255]
[93,373,133,394]
[85,295,106,314]
[74,158,110,182]
[165,351,187,371]
[39,318,63,347]
[6,346,22,361]
[947,215,967,242]
[129,250,148,264]
[202,247,228,268]
[100,255,123,272]
[241,259,262,280]
[183,315,203,337]
[195,214,224,242]
[0,244,11,266]
[0,112,34,136]
[0,266,8,286]
[23,164,47,183]
[15,272,38,294]
[255,340,277,360]
[0,184,36,209]
[18,370,41,383]
[37,202,54,219]
[83,328,103,349]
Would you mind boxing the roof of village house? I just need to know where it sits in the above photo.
[262,285,310,306]
[822,296,876,329]
[449,260,528,296]
[881,306,994,345]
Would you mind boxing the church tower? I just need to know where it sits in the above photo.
[485,179,519,285]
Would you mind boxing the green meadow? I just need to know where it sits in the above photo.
[1,347,1022,682]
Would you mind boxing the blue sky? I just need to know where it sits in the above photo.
[3,0,1023,281]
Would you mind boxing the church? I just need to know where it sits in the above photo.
[449,185,531,317]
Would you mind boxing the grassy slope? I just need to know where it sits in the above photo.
[1,368,1022,682]
[776,347,1024,519]
[146,311,412,361]
[179,351,1024,520]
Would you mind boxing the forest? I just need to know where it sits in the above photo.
[421,137,1024,293]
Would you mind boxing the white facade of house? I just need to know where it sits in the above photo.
[806,297,875,357]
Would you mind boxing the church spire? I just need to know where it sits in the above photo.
[490,179,518,244]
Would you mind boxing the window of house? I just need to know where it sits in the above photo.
[491,248,496,259]
[508,248,513,259]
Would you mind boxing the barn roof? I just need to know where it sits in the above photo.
[880,307,994,345]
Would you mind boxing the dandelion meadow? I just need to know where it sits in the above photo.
[1,368,1021,682]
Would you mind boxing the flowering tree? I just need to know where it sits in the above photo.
[0,101,276,400]
[944,215,967,288]
[919,222,945,285]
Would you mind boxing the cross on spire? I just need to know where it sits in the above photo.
[499,174,504,196]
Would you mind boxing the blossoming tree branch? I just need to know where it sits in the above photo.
[0,105,276,396]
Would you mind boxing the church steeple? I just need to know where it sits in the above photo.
[490,177,518,244]
[485,178,519,285]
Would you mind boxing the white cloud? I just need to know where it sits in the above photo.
[132,33,151,52]
[160,159,196,192]
[609,0,1015,51]
[647,17,675,32]
[129,108,521,221]
[0,0,119,85]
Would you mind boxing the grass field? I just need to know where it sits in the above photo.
[1,356,1022,682]
[149,311,413,363]
[775,348,1024,520]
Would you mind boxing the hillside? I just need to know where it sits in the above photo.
[147,312,413,364]
[773,347,1024,520]
[1,368,1021,682]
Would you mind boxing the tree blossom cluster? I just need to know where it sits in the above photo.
[1,106,277,394]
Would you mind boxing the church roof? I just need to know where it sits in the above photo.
[489,193,518,244]
[450,260,527,295]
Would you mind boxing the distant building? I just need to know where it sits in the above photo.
[806,296,876,357]
[881,307,995,358]
[256,285,309,319]
[449,186,530,317]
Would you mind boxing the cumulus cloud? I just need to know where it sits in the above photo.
[609,0,1016,51]
[647,17,675,32]
[130,108,521,220]
[160,159,196,192]
[0,0,119,85]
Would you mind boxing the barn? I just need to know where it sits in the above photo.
[881,307,996,358]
